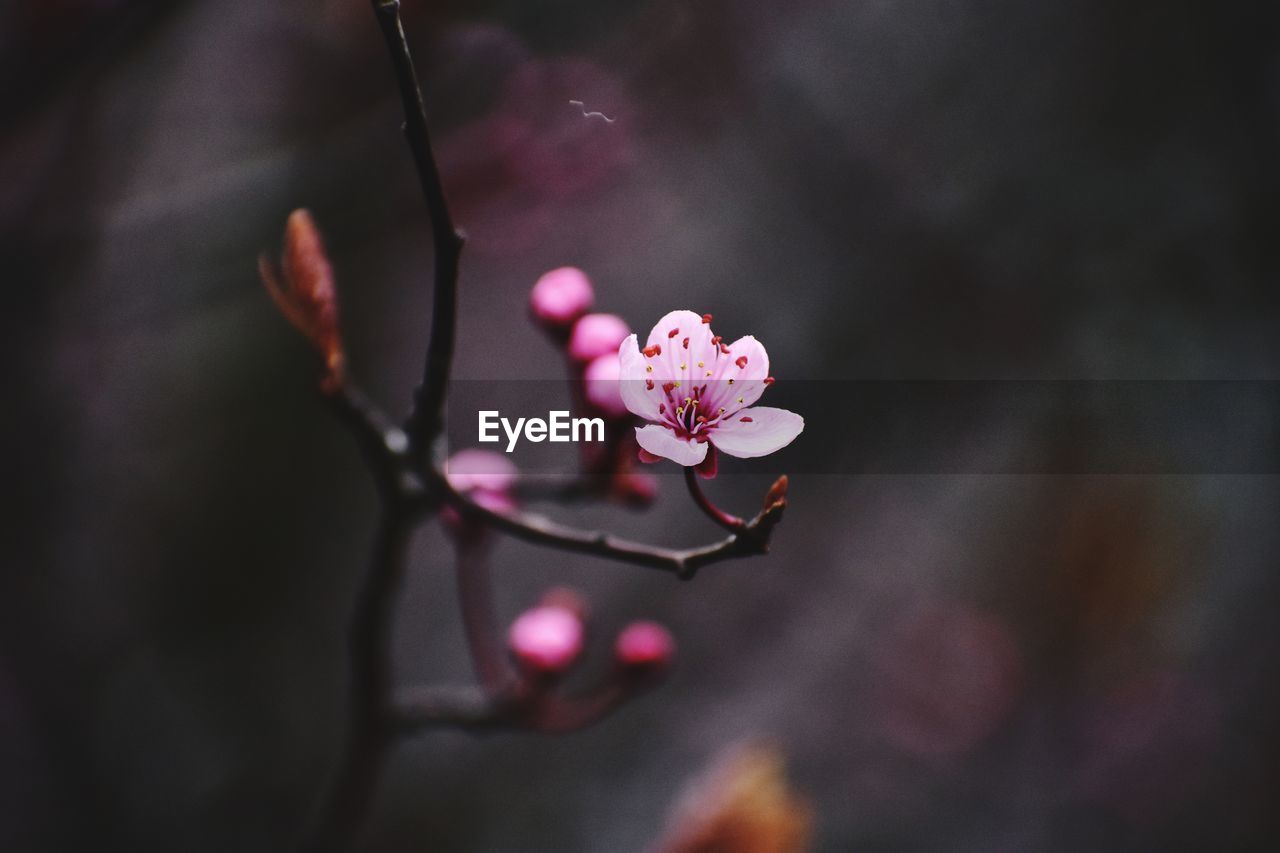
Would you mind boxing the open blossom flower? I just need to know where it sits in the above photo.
[618,310,804,466]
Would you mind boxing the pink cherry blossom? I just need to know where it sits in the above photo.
[568,312,630,362]
[618,310,804,466]
[508,604,584,673]
[529,266,593,326]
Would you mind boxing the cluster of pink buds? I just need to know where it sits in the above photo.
[529,266,658,506]
[507,588,674,682]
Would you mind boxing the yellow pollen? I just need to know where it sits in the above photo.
[679,363,686,370]
[737,396,744,403]
[673,381,681,388]
[697,361,704,368]
[676,407,684,416]
[728,378,735,385]
[718,407,726,414]
[645,366,653,373]
[705,371,713,377]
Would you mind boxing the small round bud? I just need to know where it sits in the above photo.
[615,621,675,673]
[568,313,630,362]
[611,472,659,508]
[442,449,518,540]
[583,353,628,418]
[530,266,594,327]
[509,605,585,674]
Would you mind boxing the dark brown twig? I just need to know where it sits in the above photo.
[368,0,467,456]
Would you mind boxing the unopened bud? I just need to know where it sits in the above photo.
[509,604,584,675]
[763,474,789,511]
[260,209,345,389]
[530,266,594,327]
[583,353,629,418]
[615,621,675,674]
[568,312,630,362]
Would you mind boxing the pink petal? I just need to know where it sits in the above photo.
[634,424,709,466]
[708,406,803,459]
[700,335,771,417]
[619,334,664,420]
[643,309,716,385]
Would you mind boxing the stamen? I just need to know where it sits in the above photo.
[702,313,713,324]
[735,355,748,369]
[697,361,704,368]
[659,403,666,414]
[645,379,654,390]
[642,344,661,357]
[682,337,690,349]
[645,365,653,373]
[679,363,686,370]
[667,327,680,338]
[763,376,775,385]
[673,381,681,388]
[720,343,731,355]
[705,371,713,377]
[737,396,744,403]
[662,382,676,394]
[728,378,735,385]
[711,335,722,346]
[718,407,726,414]
[696,415,708,424]
[740,416,753,422]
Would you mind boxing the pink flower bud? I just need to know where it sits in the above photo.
[583,353,628,418]
[568,313,630,362]
[615,621,675,672]
[529,266,594,326]
[442,449,518,539]
[508,605,584,674]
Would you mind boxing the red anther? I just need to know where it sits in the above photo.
[645,379,654,390]
[740,416,754,422]
[763,376,776,385]
[642,344,662,358]
[701,313,713,324]
[720,343,731,354]
[735,355,748,369]
[696,415,708,424]
[667,327,680,338]
[662,382,676,394]
[711,335,722,346]
[658,403,666,414]
[682,337,690,349]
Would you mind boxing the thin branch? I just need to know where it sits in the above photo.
[454,541,514,695]
[369,0,466,454]
[684,467,747,534]
[392,680,650,735]
[433,470,783,579]
[304,510,415,852]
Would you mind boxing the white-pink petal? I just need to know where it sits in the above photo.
[634,424,709,466]
[708,406,804,459]
[644,309,715,385]
[618,334,663,421]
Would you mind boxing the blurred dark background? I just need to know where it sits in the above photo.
[4,0,1280,850]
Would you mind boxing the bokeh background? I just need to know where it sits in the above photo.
[4,0,1280,850]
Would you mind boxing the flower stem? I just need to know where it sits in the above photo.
[684,466,746,534]
[454,541,513,696]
